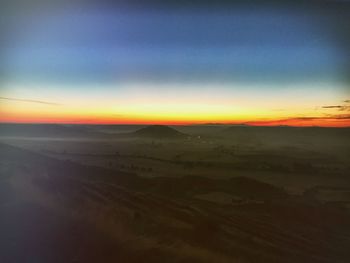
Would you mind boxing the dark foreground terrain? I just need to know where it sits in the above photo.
[1,124,350,263]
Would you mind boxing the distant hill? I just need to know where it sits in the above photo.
[0,123,107,138]
[133,125,187,139]
[220,125,350,146]
[220,125,350,139]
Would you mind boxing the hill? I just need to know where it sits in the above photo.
[133,125,187,139]
[220,125,350,146]
[0,123,107,138]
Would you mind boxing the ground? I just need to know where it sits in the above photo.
[0,124,350,262]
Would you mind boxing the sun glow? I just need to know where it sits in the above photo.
[1,82,349,126]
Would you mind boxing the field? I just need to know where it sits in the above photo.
[1,124,350,262]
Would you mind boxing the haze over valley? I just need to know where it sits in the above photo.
[1,123,350,262]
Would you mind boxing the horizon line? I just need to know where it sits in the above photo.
[1,121,349,128]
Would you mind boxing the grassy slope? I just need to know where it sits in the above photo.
[1,142,350,263]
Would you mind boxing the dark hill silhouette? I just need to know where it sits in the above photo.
[220,125,350,145]
[133,125,187,139]
[0,123,107,138]
[221,125,350,136]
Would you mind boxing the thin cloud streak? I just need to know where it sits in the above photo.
[322,105,350,111]
[0,97,62,106]
[322,105,343,109]
[245,115,350,127]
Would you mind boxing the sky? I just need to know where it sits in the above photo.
[1,0,349,126]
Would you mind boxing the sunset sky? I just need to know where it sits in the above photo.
[1,1,349,126]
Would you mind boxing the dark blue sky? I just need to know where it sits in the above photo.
[2,4,348,85]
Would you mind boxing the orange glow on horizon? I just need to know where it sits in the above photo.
[1,82,349,127]
[1,113,349,127]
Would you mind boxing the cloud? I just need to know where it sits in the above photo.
[246,115,350,127]
[0,97,61,106]
[285,115,350,121]
[325,114,350,120]
[322,104,350,111]
[322,105,343,109]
